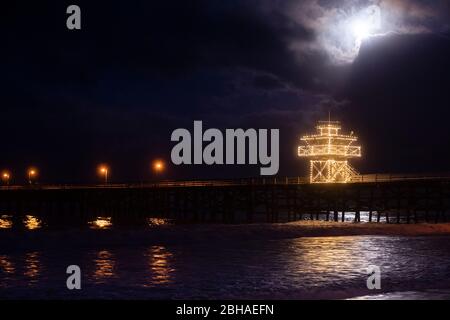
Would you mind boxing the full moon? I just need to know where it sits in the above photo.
[351,19,372,41]
[318,5,383,64]
[349,6,381,42]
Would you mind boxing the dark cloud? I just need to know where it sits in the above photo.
[252,74,286,91]
[341,33,450,173]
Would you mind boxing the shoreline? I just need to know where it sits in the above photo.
[277,220,450,237]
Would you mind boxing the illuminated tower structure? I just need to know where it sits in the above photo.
[298,120,361,183]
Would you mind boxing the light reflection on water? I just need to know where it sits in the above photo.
[349,289,450,300]
[88,246,175,286]
[1,235,450,299]
[323,211,386,223]
[0,255,15,289]
[23,252,41,286]
[145,246,175,286]
[89,217,113,229]
[283,236,395,288]
[23,215,42,230]
[93,250,116,282]
[0,255,15,275]
[0,214,45,230]
[147,217,171,227]
[0,215,13,229]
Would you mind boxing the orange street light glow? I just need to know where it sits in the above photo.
[1,171,11,185]
[152,160,165,173]
[98,165,109,184]
[27,167,38,184]
[98,165,108,173]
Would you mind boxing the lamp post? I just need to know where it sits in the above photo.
[152,159,165,182]
[1,171,10,186]
[27,168,37,185]
[98,165,109,185]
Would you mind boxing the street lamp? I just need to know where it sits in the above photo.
[1,171,11,185]
[152,159,165,174]
[27,168,37,185]
[98,165,109,185]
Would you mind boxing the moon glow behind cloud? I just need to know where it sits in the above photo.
[320,4,383,64]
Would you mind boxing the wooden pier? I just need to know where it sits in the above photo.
[0,174,450,226]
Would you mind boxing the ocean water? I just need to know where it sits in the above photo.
[1,222,450,299]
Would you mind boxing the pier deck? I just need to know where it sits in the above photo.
[1,174,450,225]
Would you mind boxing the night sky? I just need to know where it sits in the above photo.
[2,0,450,184]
